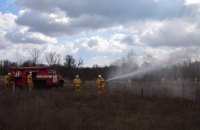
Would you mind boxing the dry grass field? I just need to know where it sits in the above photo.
[0,79,200,130]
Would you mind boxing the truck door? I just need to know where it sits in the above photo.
[52,71,57,83]
[53,75,57,83]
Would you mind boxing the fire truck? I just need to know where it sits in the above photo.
[10,67,64,88]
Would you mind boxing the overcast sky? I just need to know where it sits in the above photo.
[0,0,200,66]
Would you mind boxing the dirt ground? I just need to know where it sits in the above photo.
[0,79,200,130]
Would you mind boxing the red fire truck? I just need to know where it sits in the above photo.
[10,67,64,88]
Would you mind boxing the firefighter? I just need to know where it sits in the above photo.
[128,79,132,88]
[4,73,12,89]
[73,75,81,92]
[27,72,33,91]
[194,77,198,84]
[161,77,165,83]
[96,75,105,94]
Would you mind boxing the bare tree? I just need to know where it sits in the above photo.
[126,50,135,65]
[1,60,17,74]
[30,48,40,66]
[21,60,33,67]
[93,64,99,68]
[64,55,76,69]
[77,58,84,68]
[46,51,61,65]
[142,53,153,67]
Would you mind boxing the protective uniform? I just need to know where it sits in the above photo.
[161,77,165,83]
[96,75,105,94]
[194,78,198,84]
[4,73,11,89]
[73,75,81,92]
[128,79,132,88]
[27,72,33,91]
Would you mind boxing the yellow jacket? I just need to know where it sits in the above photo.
[27,74,33,83]
[4,75,11,83]
[96,78,104,87]
[73,78,81,86]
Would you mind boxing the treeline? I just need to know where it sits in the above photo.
[0,59,116,80]
[1,58,200,81]
[133,59,200,82]
[1,49,200,81]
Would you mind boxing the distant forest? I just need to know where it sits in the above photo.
[1,50,200,81]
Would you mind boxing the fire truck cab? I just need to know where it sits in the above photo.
[10,67,64,88]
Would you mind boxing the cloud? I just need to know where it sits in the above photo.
[15,9,111,36]
[185,0,200,5]
[1,0,200,67]
[5,27,57,44]
[140,19,200,47]
[119,18,200,48]
[0,12,56,45]
[87,39,98,48]
[121,35,143,46]
[14,0,198,36]
[16,0,196,19]
[0,12,16,30]
[121,36,134,45]
[0,31,8,49]
[80,35,127,54]
[0,12,16,49]
[0,41,79,64]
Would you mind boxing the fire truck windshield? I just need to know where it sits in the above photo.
[48,71,57,75]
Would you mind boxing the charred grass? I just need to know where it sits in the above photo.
[0,81,200,130]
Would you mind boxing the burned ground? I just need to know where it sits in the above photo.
[0,80,200,130]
